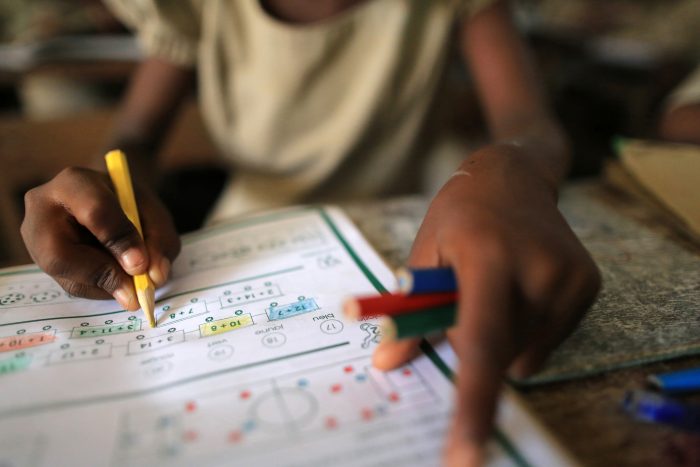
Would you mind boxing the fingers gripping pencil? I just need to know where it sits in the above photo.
[105,150,156,327]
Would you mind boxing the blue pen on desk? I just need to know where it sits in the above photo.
[622,390,700,432]
[649,366,700,394]
[396,267,457,294]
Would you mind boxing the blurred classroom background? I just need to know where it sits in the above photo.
[1,0,699,266]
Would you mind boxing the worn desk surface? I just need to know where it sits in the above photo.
[523,353,700,466]
[346,181,700,467]
[520,186,700,467]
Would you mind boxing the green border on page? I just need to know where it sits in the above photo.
[318,207,532,467]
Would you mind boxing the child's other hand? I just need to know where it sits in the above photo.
[21,167,180,310]
[372,145,600,466]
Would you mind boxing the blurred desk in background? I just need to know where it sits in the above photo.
[0,35,140,86]
[0,61,136,87]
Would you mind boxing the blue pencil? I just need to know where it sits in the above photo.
[396,267,457,295]
[622,390,700,432]
[648,366,700,394]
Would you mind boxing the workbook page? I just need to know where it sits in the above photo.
[0,207,572,467]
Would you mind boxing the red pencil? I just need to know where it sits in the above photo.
[343,292,457,320]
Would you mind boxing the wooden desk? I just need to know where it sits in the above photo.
[523,354,700,466]
[520,186,700,467]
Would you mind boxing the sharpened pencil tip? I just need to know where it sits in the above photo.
[137,285,156,328]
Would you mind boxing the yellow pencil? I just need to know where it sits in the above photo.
[104,150,156,327]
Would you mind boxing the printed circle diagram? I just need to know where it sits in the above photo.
[31,290,61,303]
[0,293,25,306]
[248,387,318,430]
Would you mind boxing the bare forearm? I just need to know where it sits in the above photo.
[461,1,570,190]
[488,116,571,191]
[97,58,195,183]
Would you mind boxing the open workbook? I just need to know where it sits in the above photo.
[0,206,577,467]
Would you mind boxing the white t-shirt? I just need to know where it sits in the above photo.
[105,0,496,221]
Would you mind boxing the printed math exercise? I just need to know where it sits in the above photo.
[0,207,569,467]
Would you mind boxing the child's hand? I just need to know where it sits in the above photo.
[372,145,600,466]
[21,167,180,310]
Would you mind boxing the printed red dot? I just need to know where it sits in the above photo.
[343,365,354,373]
[361,408,373,421]
[183,430,198,442]
[330,384,342,394]
[325,417,338,429]
[402,368,412,377]
[228,431,242,444]
[185,401,197,413]
[240,390,251,400]
[389,392,400,403]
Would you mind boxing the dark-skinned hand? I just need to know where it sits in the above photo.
[21,167,180,309]
[372,145,601,466]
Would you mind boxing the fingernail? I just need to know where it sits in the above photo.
[121,248,146,274]
[114,288,135,310]
[149,257,171,287]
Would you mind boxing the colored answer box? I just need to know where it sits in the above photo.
[71,320,141,338]
[0,354,32,375]
[268,298,318,320]
[199,314,254,337]
[0,332,55,353]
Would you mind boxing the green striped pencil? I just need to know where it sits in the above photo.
[381,304,457,340]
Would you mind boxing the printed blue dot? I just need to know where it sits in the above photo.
[243,420,256,432]
[298,378,309,387]
[355,374,367,382]
[157,416,172,428]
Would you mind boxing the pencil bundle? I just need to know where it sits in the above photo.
[343,267,458,340]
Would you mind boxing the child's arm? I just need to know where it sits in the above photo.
[21,58,193,309]
[104,58,196,182]
[373,3,600,465]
